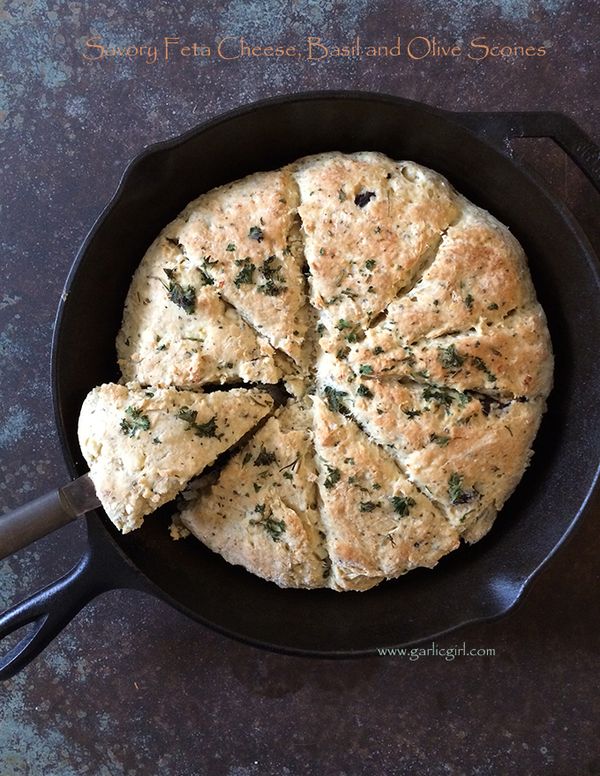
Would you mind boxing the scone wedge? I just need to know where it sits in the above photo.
[176,168,311,369]
[178,400,327,589]
[78,383,273,533]
[117,227,284,388]
[292,152,459,328]
[345,306,552,401]
[317,354,544,541]
[313,396,460,591]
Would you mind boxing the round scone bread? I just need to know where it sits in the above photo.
[89,151,553,592]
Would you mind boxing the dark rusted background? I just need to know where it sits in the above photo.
[0,1,599,774]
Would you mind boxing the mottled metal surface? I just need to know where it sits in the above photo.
[0,1,599,774]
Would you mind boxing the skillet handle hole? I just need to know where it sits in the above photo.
[0,616,47,673]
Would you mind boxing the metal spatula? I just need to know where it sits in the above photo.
[0,474,100,561]
[0,385,286,562]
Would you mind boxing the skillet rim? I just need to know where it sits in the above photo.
[50,90,600,656]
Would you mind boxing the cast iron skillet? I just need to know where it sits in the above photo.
[1,91,599,679]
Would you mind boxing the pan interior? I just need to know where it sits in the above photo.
[53,95,600,653]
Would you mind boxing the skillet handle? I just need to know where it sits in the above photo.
[0,551,99,680]
[0,489,78,561]
[0,525,146,681]
[454,111,600,193]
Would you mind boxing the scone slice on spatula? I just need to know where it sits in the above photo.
[78,383,274,534]
[312,396,459,592]
[178,400,328,589]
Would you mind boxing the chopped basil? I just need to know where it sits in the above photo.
[249,505,286,542]
[471,356,497,383]
[365,259,376,270]
[226,243,236,251]
[258,280,285,296]
[176,407,197,426]
[176,407,219,438]
[430,433,450,446]
[162,269,196,315]
[438,344,465,371]
[324,385,347,413]
[423,385,468,411]
[257,255,286,296]
[488,302,499,310]
[448,472,476,505]
[198,267,214,286]
[373,346,385,355]
[359,364,373,375]
[464,293,474,311]
[261,255,281,277]
[248,225,263,242]
[324,466,341,489]
[120,406,150,437]
[357,384,373,398]
[254,446,277,467]
[242,452,252,466]
[193,416,218,438]
[336,318,361,342]
[359,501,379,512]
[403,408,422,418]
[390,494,416,517]
[233,258,256,287]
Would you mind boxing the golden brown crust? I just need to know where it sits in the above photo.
[292,153,459,327]
[379,200,536,343]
